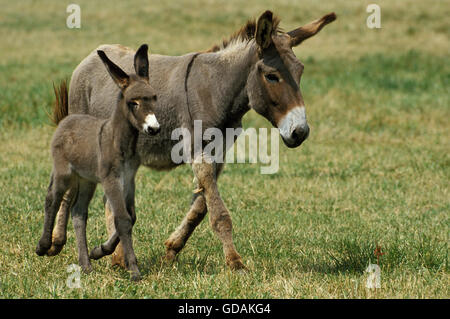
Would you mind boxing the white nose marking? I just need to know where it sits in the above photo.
[278,106,307,139]
[143,114,160,131]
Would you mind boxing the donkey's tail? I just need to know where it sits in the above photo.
[51,80,69,125]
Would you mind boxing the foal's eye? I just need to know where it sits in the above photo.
[265,73,280,83]
[128,101,139,110]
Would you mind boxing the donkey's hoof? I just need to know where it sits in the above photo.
[228,259,248,271]
[111,252,127,269]
[162,249,177,264]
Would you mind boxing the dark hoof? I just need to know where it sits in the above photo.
[35,242,50,256]
[89,246,105,260]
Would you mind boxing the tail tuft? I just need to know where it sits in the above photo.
[51,80,69,125]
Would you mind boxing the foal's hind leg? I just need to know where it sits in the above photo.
[36,171,72,256]
[71,179,96,273]
[163,163,223,263]
[47,184,78,256]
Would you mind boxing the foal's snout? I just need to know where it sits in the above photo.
[278,106,309,148]
[143,114,160,135]
[145,126,160,135]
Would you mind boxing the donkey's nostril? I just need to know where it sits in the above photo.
[292,125,309,141]
[145,126,160,135]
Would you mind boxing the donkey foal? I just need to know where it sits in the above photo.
[35,44,159,281]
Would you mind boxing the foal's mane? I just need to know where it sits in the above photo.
[206,15,282,52]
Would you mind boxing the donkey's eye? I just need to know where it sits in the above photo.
[265,73,280,83]
[128,101,139,110]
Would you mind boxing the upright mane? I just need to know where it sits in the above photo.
[206,15,282,52]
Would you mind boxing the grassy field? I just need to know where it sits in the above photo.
[0,0,449,298]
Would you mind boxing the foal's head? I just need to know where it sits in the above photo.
[246,11,336,148]
[98,44,160,135]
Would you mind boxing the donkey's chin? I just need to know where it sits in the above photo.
[281,136,305,148]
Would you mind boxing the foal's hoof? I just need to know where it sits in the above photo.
[81,263,93,274]
[89,246,105,260]
[35,242,50,256]
[46,243,65,256]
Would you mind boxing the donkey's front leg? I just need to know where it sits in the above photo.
[102,179,140,281]
[192,160,246,270]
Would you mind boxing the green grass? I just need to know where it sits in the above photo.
[0,0,449,298]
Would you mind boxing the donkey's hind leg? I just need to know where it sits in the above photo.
[164,192,207,262]
[191,159,246,270]
[47,184,78,256]
[36,171,72,256]
[71,179,96,273]
[163,163,224,262]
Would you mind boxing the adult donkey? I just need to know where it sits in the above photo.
[49,11,336,271]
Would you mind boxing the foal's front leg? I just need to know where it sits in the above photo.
[102,178,140,281]
[90,177,137,262]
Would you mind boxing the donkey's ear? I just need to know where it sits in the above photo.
[288,12,336,47]
[134,44,149,80]
[97,50,130,90]
[255,10,274,50]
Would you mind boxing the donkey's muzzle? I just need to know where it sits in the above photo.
[282,124,309,148]
[278,106,309,148]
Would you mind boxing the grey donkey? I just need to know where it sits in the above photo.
[49,11,336,271]
[35,44,160,281]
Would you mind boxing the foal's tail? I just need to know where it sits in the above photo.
[51,80,69,125]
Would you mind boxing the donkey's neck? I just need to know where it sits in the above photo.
[215,41,257,118]
[106,103,138,158]
[193,41,257,129]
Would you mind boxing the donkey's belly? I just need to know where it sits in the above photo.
[136,132,182,171]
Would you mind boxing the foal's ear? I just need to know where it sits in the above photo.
[255,10,274,50]
[97,50,130,91]
[288,12,336,47]
[134,44,149,80]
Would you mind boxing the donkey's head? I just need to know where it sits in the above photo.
[247,11,336,148]
[97,44,160,135]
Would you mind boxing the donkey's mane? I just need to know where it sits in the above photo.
[206,15,282,52]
